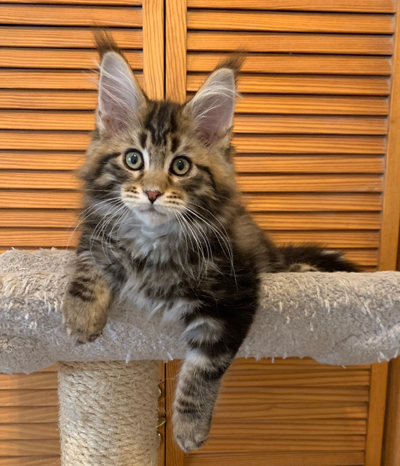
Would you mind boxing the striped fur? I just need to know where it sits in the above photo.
[62,33,359,452]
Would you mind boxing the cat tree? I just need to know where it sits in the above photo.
[1,248,400,465]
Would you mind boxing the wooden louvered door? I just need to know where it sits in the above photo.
[165,0,400,465]
[0,0,163,463]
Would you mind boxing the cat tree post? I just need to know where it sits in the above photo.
[58,360,159,466]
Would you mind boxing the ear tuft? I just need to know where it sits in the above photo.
[185,67,237,146]
[93,29,121,59]
[213,52,245,80]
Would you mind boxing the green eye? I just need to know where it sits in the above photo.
[171,157,191,176]
[125,149,144,170]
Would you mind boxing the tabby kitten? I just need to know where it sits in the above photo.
[62,34,358,452]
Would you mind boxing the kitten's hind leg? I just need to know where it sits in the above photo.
[62,252,111,344]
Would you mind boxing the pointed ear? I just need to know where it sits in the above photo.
[184,68,237,146]
[97,51,146,137]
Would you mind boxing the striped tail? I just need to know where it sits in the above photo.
[278,245,360,273]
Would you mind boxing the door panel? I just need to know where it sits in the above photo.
[0,1,163,464]
[165,0,398,464]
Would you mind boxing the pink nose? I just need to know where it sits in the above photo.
[144,190,162,204]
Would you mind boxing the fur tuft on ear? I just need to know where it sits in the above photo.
[94,30,122,59]
[185,55,243,146]
[212,52,245,80]
[95,31,146,137]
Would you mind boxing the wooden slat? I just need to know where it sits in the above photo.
[187,74,391,95]
[242,193,382,212]
[0,49,142,70]
[252,213,380,230]
[0,407,58,424]
[212,419,368,434]
[201,435,366,453]
[187,0,396,13]
[0,112,94,131]
[223,370,370,387]
[234,95,389,116]
[0,132,89,151]
[237,175,383,192]
[0,152,84,170]
[343,250,379,267]
[213,402,368,420]
[0,172,78,190]
[0,440,59,456]
[0,71,143,90]
[234,156,385,174]
[218,435,366,453]
[188,32,394,55]
[0,5,142,26]
[233,135,386,155]
[0,230,77,247]
[0,27,142,48]
[0,191,81,209]
[230,358,368,370]
[1,113,388,134]
[0,424,59,440]
[0,91,97,110]
[234,116,388,135]
[187,11,395,34]
[0,86,377,112]
[269,231,379,249]
[218,387,369,403]
[0,211,78,228]
[0,391,58,407]
[0,458,59,466]
[0,374,58,390]
[186,452,365,466]
[187,54,392,76]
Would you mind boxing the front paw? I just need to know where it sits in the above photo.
[173,410,211,453]
[62,292,107,344]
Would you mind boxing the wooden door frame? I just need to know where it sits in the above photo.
[379,0,400,271]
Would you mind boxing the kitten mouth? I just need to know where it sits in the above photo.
[140,206,166,216]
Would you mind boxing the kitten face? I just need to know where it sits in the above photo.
[81,49,240,230]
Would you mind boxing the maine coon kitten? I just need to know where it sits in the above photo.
[62,34,359,452]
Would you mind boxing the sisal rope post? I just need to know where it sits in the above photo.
[58,360,159,466]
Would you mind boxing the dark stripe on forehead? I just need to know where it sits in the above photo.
[171,136,180,153]
[143,102,157,129]
[139,132,147,149]
[143,101,180,146]
[154,102,171,146]
[170,106,178,133]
